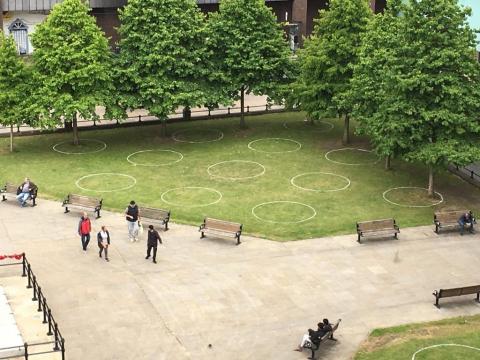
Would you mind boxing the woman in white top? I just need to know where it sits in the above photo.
[97,226,111,262]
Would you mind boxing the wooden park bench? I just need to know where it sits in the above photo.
[434,209,475,234]
[433,285,480,308]
[356,218,399,243]
[1,182,38,206]
[62,194,102,218]
[199,218,242,245]
[139,206,171,231]
[303,319,342,360]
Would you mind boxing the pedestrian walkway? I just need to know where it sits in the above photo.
[1,198,479,360]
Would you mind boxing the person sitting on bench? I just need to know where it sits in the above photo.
[16,178,36,207]
[322,318,332,332]
[294,328,317,352]
[458,212,474,235]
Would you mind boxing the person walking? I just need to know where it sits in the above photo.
[145,225,162,264]
[97,226,110,262]
[78,212,91,251]
[125,200,140,242]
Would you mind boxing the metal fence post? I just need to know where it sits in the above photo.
[138,115,142,122]
[22,253,26,277]
[61,338,66,360]
[37,287,42,311]
[228,107,231,115]
[32,276,37,301]
[53,322,60,351]
[42,299,48,324]
[47,309,53,336]
[26,264,32,289]
[471,171,474,179]
[24,342,28,360]
[247,106,250,113]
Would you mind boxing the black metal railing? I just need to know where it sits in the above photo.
[455,164,480,182]
[0,102,287,136]
[0,253,66,360]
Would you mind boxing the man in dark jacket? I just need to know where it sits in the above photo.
[78,212,92,251]
[458,212,475,235]
[145,225,162,264]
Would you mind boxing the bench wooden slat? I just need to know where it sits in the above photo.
[139,206,171,231]
[433,285,480,307]
[63,194,102,218]
[356,218,399,243]
[200,217,242,245]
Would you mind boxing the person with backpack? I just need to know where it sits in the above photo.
[125,200,140,242]
[78,212,91,251]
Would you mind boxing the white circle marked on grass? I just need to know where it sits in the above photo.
[290,172,351,192]
[52,139,107,155]
[324,148,380,166]
[283,120,334,132]
[382,186,444,208]
[252,201,317,224]
[75,173,137,193]
[207,160,266,180]
[412,344,480,360]
[126,150,184,167]
[161,187,223,207]
[172,129,224,143]
[247,138,302,154]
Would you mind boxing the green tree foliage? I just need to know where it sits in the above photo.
[207,0,293,128]
[31,0,115,145]
[353,0,480,195]
[117,0,207,135]
[351,0,407,169]
[293,0,372,143]
[0,34,30,152]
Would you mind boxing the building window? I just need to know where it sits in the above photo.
[8,19,29,55]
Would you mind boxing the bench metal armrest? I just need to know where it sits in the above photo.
[62,198,69,206]
[432,290,438,296]
[394,225,400,231]
[199,224,206,231]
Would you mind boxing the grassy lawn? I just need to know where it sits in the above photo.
[354,315,480,359]
[1,112,479,240]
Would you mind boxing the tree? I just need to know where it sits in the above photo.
[292,0,372,144]
[31,0,115,145]
[398,0,480,196]
[0,35,30,152]
[117,0,208,136]
[206,0,293,129]
[350,0,408,170]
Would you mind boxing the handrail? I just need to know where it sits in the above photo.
[0,253,66,360]
[455,164,480,182]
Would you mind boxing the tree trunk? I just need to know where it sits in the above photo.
[9,124,13,152]
[160,119,167,137]
[0,1,3,34]
[308,116,314,125]
[72,113,79,145]
[385,155,391,170]
[239,86,246,129]
[342,114,350,145]
[183,106,191,121]
[427,165,434,197]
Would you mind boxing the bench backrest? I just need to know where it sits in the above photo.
[139,207,169,220]
[439,285,480,298]
[435,210,470,223]
[5,183,17,193]
[205,218,242,232]
[357,219,395,232]
[68,194,101,207]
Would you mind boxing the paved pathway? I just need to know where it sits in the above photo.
[1,198,480,360]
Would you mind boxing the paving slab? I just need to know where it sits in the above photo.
[1,198,480,360]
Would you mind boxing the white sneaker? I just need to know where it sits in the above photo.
[130,238,134,243]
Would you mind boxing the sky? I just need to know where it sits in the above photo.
[458,0,480,50]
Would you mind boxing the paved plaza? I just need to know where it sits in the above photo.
[1,198,480,360]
